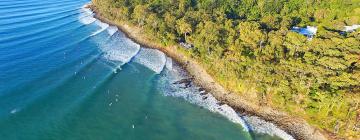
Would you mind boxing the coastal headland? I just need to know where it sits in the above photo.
[87,3,329,140]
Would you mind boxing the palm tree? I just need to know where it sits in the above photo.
[176,18,192,42]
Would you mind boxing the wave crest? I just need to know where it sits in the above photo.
[158,61,295,140]
[100,34,140,65]
[78,7,96,25]
[107,26,118,36]
[133,48,166,74]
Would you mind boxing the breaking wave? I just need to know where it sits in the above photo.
[158,58,295,140]
[99,33,140,66]
[78,7,95,25]
[243,116,295,140]
[158,60,249,131]
[80,5,295,139]
[107,26,118,36]
[132,48,167,74]
[90,20,109,36]
[165,57,173,70]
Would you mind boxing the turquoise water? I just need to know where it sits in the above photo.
[0,0,283,139]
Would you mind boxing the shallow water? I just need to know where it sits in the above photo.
[0,0,285,139]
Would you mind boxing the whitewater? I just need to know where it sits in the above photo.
[81,5,294,140]
[0,0,293,139]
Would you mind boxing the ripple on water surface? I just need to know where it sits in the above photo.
[0,1,293,140]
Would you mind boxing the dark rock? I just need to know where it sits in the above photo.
[202,96,208,100]
[217,102,225,106]
[200,91,207,95]
[173,78,194,89]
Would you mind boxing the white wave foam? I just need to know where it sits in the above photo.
[158,65,249,131]
[78,7,110,36]
[90,20,109,36]
[78,7,96,25]
[107,26,118,36]
[133,48,166,74]
[158,64,296,139]
[243,116,295,140]
[94,20,110,31]
[165,57,173,70]
[82,7,94,15]
[100,36,140,65]
[79,15,96,25]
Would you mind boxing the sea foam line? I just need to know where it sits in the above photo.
[159,62,249,131]
[81,6,166,74]
[90,20,109,36]
[132,48,167,74]
[78,7,111,36]
[99,34,140,66]
[159,58,295,140]
[243,116,295,140]
[78,6,96,25]
[80,6,144,72]
[107,26,118,36]
[84,4,294,139]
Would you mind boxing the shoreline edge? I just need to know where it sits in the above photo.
[87,3,328,140]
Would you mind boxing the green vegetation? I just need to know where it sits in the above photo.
[93,0,360,138]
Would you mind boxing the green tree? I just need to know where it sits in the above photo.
[176,18,192,42]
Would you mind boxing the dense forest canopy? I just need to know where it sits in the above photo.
[93,0,360,138]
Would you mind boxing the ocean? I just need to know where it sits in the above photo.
[0,0,288,139]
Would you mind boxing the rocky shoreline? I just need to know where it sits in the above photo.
[87,4,328,140]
